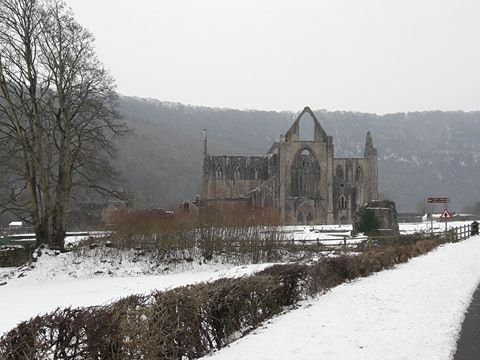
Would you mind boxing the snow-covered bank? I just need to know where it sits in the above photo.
[0,263,274,336]
[203,236,480,360]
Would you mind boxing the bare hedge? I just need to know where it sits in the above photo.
[0,237,441,359]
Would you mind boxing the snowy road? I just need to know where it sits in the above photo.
[203,236,480,360]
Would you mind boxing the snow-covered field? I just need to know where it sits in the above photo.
[202,235,480,360]
[398,220,475,235]
[282,219,477,243]
[6,231,106,246]
[280,225,362,245]
[0,253,272,335]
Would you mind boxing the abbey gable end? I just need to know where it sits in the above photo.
[200,107,379,225]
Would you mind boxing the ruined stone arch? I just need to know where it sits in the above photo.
[291,148,320,198]
[298,112,316,141]
[284,106,328,142]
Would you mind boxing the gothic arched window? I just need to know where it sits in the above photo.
[291,148,321,198]
[254,166,260,180]
[339,195,347,209]
[355,166,363,181]
[215,164,223,179]
[234,164,241,180]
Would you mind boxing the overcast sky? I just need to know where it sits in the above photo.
[66,0,480,114]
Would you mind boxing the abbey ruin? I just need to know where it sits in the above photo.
[201,107,379,224]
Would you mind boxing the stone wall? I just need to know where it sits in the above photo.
[202,155,278,199]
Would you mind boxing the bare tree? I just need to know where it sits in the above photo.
[0,0,126,247]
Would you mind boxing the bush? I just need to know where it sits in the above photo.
[356,209,380,235]
[259,264,309,306]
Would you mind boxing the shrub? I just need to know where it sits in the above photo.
[259,264,309,306]
[356,209,380,235]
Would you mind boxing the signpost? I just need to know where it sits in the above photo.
[440,208,453,238]
[426,197,452,234]
[427,197,450,204]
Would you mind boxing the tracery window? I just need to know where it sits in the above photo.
[291,149,321,198]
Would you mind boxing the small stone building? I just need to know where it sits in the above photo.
[201,107,379,225]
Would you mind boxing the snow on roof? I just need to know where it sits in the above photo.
[8,221,22,227]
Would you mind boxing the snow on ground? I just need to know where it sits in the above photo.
[64,231,108,246]
[203,236,480,360]
[283,219,478,241]
[6,247,218,281]
[398,220,476,235]
[0,257,276,335]
[7,231,107,247]
[281,225,361,245]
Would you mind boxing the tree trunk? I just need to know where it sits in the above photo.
[35,221,49,247]
[51,223,65,249]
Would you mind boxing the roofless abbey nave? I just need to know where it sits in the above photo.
[201,107,378,224]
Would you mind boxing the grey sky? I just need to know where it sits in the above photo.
[66,0,480,114]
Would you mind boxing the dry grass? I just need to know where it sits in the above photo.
[90,205,327,264]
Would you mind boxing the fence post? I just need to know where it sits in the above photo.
[343,236,347,254]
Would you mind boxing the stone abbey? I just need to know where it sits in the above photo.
[201,107,378,224]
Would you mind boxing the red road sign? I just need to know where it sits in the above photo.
[440,209,452,219]
[428,197,451,204]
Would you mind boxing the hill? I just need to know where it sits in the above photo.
[116,97,480,212]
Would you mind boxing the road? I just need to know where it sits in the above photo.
[454,282,480,360]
